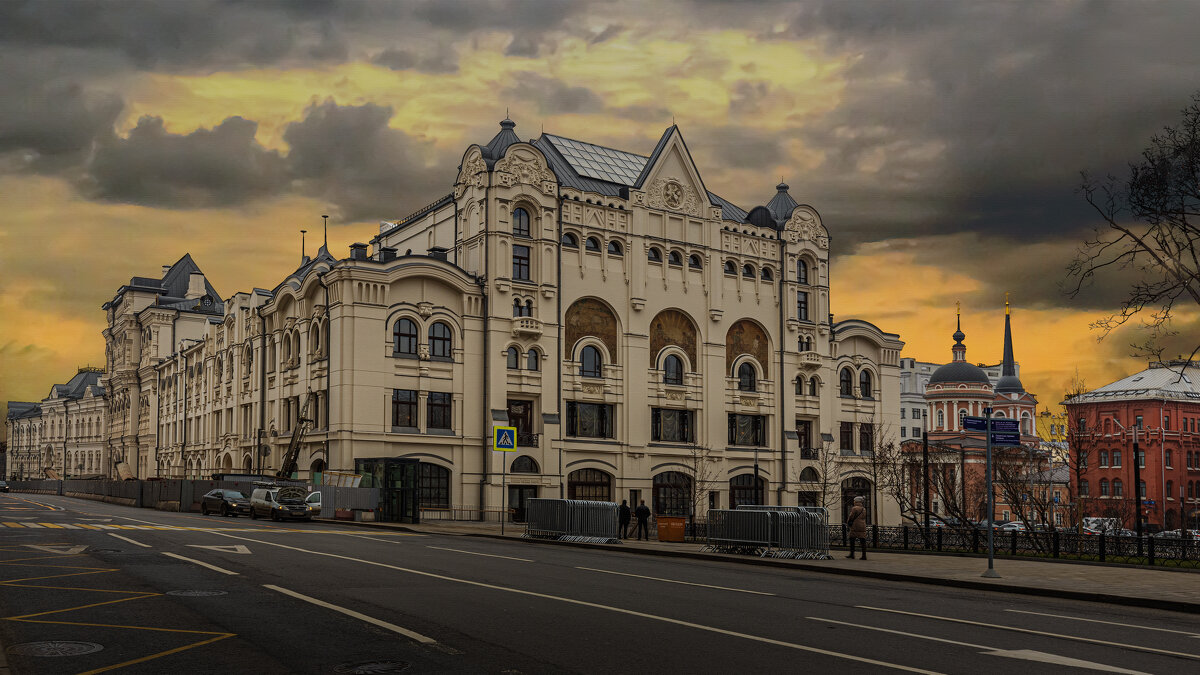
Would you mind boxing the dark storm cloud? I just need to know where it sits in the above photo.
[767,0,1200,250]
[82,116,287,208]
[283,100,453,222]
[503,74,605,115]
[372,46,459,74]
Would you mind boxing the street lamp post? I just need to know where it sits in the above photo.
[922,410,930,542]
[1133,427,1143,539]
[982,406,999,578]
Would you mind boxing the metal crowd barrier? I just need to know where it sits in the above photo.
[701,505,832,559]
[523,498,620,544]
[703,509,774,556]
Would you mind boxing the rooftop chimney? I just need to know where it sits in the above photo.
[161,264,171,277]
[186,272,206,299]
[428,246,449,261]
[349,242,369,261]
[379,247,397,263]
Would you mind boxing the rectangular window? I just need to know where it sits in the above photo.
[840,421,854,452]
[859,425,874,453]
[795,420,812,449]
[1135,415,1143,428]
[727,414,766,446]
[912,426,921,437]
[1165,450,1172,468]
[900,427,907,438]
[1163,416,1170,430]
[427,392,452,430]
[566,402,614,438]
[901,408,906,419]
[1137,450,1144,468]
[512,244,531,281]
[651,408,694,443]
[797,291,809,321]
[391,389,417,428]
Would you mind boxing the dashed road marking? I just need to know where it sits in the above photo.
[426,546,533,562]
[108,533,152,549]
[161,552,238,576]
[574,566,775,596]
[1004,609,1200,638]
[264,584,441,646]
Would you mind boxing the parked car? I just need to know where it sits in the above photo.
[997,522,1027,532]
[305,490,322,517]
[1112,529,1138,538]
[250,484,314,521]
[0,480,9,493]
[200,489,250,517]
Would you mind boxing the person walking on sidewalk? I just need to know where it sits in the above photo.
[846,496,868,559]
[618,499,631,539]
[634,500,651,541]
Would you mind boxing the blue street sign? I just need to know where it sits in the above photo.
[990,432,1021,446]
[990,419,1020,433]
[963,416,987,431]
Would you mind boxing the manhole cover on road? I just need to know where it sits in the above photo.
[166,590,228,597]
[333,660,410,674]
[7,641,104,657]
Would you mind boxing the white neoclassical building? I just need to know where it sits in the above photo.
[84,119,905,524]
[5,368,107,479]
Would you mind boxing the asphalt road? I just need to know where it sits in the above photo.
[2,493,1199,675]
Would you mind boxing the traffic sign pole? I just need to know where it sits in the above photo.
[983,407,1000,578]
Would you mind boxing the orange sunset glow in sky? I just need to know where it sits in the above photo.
[3,1,1200,422]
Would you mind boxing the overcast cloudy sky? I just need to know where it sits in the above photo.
[2,0,1199,417]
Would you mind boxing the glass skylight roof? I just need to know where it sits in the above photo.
[543,134,648,185]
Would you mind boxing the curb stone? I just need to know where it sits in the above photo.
[312,518,1200,614]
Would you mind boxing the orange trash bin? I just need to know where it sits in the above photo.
[656,516,686,542]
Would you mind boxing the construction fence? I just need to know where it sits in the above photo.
[523,498,621,543]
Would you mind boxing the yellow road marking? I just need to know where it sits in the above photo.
[39,522,64,528]
[77,632,235,675]
[3,522,23,527]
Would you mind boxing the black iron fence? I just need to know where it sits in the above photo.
[828,525,1200,568]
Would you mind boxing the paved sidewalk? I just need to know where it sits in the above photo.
[317,518,1200,613]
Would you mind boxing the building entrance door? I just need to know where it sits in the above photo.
[509,485,538,522]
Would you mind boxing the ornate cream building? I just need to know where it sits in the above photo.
[53,120,905,523]
[5,368,107,479]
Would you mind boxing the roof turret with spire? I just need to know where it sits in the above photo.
[929,303,991,385]
[995,294,1025,394]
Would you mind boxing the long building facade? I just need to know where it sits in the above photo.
[47,120,906,524]
[5,368,107,479]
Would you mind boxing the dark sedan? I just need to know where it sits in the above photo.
[0,480,9,493]
[200,489,251,517]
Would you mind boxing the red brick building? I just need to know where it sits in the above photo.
[1063,360,1200,531]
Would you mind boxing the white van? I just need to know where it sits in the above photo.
[249,484,314,521]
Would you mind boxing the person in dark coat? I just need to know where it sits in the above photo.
[634,500,651,541]
[846,496,868,559]
[618,499,631,539]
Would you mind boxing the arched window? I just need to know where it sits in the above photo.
[511,455,539,473]
[663,354,683,385]
[761,267,773,281]
[607,240,623,256]
[1099,478,1109,496]
[580,345,603,378]
[526,349,540,371]
[859,370,873,398]
[647,247,663,263]
[653,471,692,516]
[1166,481,1174,499]
[839,368,854,396]
[1079,479,1089,496]
[512,207,530,237]
[429,322,452,359]
[1112,478,1123,497]
[244,345,253,376]
[562,232,579,248]
[585,236,601,252]
[1099,450,1108,467]
[568,468,612,501]
[513,298,523,317]
[668,250,683,266]
[799,467,819,482]
[809,378,819,396]
[737,362,757,392]
[795,376,805,395]
[798,259,809,284]
[937,410,945,429]
[730,474,765,508]
[506,346,520,370]
[1112,450,1122,467]
[724,261,737,275]
[524,299,534,316]
[393,318,417,355]
[688,254,703,269]
[310,323,321,356]
[742,263,755,278]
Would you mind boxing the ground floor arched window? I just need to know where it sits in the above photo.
[418,463,450,509]
[653,471,692,516]
[841,476,872,524]
[568,468,612,501]
[729,474,765,509]
[310,458,326,485]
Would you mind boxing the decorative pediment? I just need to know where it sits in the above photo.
[645,177,705,217]
[785,208,829,249]
[495,146,555,190]
[455,149,488,198]
[636,127,710,218]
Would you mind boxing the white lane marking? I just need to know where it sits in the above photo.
[161,552,239,575]
[857,606,1200,661]
[809,617,1150,675]
[107,533,151,548]
[1004,609,1200,638]
[187,544,251,555]
[575,566,775,596]
[264,584,439,645]
[21,523,43,528]
[197,530,938,673]
[56,523,80,529]
[22,544,87,555]
[333,533,416,544]
[426,546,533,562]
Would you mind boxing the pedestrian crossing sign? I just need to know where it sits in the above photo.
[493,426,517,452]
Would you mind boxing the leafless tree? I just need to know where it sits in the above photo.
[793,435,845,513]
[1063,375,1103,531]
[1067,92,1200,372]
[685,442,722,532]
